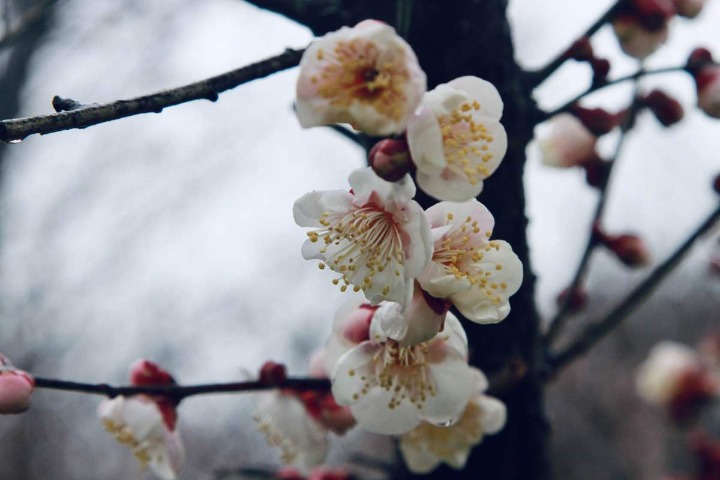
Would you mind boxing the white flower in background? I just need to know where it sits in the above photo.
[407,76,507,201]
[537,113,599,168]
[294,167,433,308]
[98,396,184,480]
[296,20,426,136]
[399,368,506,473]
[418,200,523,323]
[331,310,473,435]
[376,283,449,347]
[612,15,669,60]
[254,392,329,474]
[636,341,701,407]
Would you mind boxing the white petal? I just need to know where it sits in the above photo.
[416,170,485,202]
[331,343,381,405]
[149,430,184,480]
[349,167,415,207]
[421,355,474,425]
[293,190,353,227]
[378,289,444,347]
[400,200,434,279]
[439,312,469,358]
[447,76,504,120]
[399,440,442,474]
[350,386,422,435]
[478,396,507,435]
[407,106,446,173]
[424,199,494,232]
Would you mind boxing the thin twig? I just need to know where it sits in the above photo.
[536,66,686,123]
[525,0,622,88]
[0,0,57,50]
[0,47,305,142]
[34,376,330,401]
[546,204,720,374]
[544,78,643,343]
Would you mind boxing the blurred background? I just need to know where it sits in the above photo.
[0,0,718,478]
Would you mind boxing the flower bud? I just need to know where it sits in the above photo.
[537,114,599,168]
[369,138,412,182]
[129,359,176,386]
[612,14,670,59]
[259,361,288,387]
[564,37,594,61]
[556,287,588,313]
[590,58,611,85]
[582,156,611,188]
[673,0,705,18]
[686,47,714,72]
[0,368,34,414]
[629,0,677,30]
[643,89,684,126]
[570,105,620,135]
[601,233,652,267]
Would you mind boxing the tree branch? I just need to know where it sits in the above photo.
[544,80,643,343]
[33,376,330,402]
[546,203,720,375]
[0,47,305,143]
[525,0,622,88]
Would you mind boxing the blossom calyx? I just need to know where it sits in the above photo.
[369,138,413,182]
[599,232,652,268]
[296,20,426,136]
[260,361,289,387]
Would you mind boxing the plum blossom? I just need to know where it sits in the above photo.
[537,113,599,168]
[407,76,507,201]
[98,360,183,480]
[331,310,474,435]
[254,391,330,474]
[296,20,426,136]
[0,353,34,414]
[294,167,433,308]
[417,200,523,323]
[399,368,506,473]
[98,396,184,480]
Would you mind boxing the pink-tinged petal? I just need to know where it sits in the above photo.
[451,240,523,323]
[0,371,34,414]
[447,76,504,121]
[478,396,507,435]
[407,106,446,173]
[151,430,185,480]
[349,167,415,207]
[350,386,422,435]
[421,354,474,425]
[331,343,381,406]
[537,113,597,168]
[293,190,354,228]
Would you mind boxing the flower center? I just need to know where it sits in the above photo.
[312,39,409,121]
[308,205,405,296]
[438,101,496,184]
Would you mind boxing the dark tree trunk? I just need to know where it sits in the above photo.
[247,0,549,477]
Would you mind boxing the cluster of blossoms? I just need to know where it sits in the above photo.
[253,19,521,475]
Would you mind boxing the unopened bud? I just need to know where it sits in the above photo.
[643,89,684,126]
[582,156,611,188]
[612,14,669,59]
[590,58,611,85]
[571,105,619,135]
[556,287,588,313]
[0,354,34,414]
[687,47,714,72]
[630,0,676,30]
[369,138,412,182]
[603,234,652,267]
[565,37,594,61]
[129,359,175,386]
[673,0,705,18]
[342,304,376,344]
[259,361,288,386]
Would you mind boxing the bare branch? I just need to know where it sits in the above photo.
[0,47,305,142]
[546,204,720,375]
[34,375,330,402]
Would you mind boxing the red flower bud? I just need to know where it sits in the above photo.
[565,37,594,61]
[590,58,611,85]
[556,287,588,313]
[582,156,611,188]
[0,369,34,414]
[369,138,412,182]
[630,0,676,30]
[571,105,619,135]
[643,89,684,126]
[129,359,176,386]
[259,361,288,386]
[603,234,652,267]
[687,47,714,72]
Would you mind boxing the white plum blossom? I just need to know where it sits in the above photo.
[418,200,523,323]
[407,76,507,201]
[612,16,669,60]
[296,20,426,136]
[294,167,433,308]
[399,368,506,473]
[537,113,598,168]
[636,341,702,407]
[98,396,184,480]
[331,310,474,435]
[253,392,330,474]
